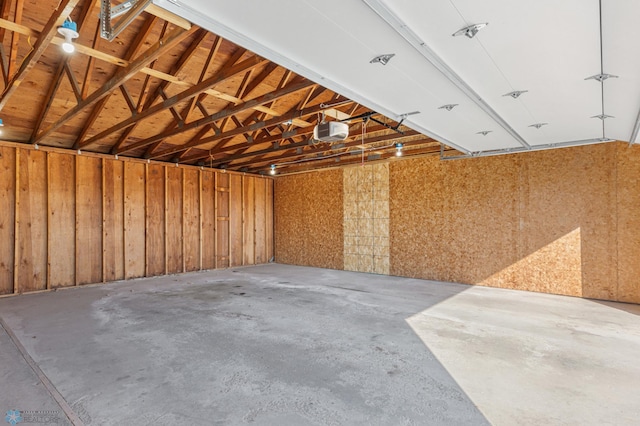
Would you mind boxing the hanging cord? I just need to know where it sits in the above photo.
[361,117,368,166]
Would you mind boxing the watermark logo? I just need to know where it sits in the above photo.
[4,410,61,425]
[4,410,22,425]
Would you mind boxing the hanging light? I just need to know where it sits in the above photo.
[395,142,403,156]
[269,164,277,175]
[58,19,79,53]
[0,118,3,135]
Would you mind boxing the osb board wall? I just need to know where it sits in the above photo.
[274,169,343,269]
[343,164,390,274]
[0,143,274,296]
[390,142,639,304]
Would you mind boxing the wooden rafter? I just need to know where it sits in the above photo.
[36,24,195,144]
[7,0,23,80]
[80,54,268,151]
[29,0,97,141]
[179,100,351,163]
[144,79,317,159]
[0,0,81,110]
[72,15,159,147]
[229,131,425,170]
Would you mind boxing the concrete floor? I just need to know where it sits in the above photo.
[0,264,639,425]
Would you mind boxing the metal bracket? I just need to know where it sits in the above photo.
[100,0,152,41]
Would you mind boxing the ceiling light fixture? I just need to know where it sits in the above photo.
[395,142,403,156]
[477,130,492,136]
[585,73,618,82]
[591,114,614,120]
[269,164,276,175]
[452,23,488,39]
[0,118,4,126]
[370,53,395,65]
[503,90,528,99]
[58,18,79,53]
[528,123,548,129]
[438,104,458,111]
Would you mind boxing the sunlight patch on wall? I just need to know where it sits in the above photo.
[480,228,583,297]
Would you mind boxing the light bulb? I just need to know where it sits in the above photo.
[269,165,276,175]
[62,35,75,53]
[395,143,403,156]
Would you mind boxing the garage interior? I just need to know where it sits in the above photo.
[0,1,639,425]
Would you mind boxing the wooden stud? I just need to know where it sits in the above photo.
[13,148,20,294]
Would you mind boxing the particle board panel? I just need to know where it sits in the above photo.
[16,149,47,293]
[274,169,344,269]
[103,159,124,282]
[201,170,216,270]
[216,172,230,268]
[47,152,76,288]
[518,145,617,300]
[265,179,274,262]
[616,143,640,303]
[229,173,243,267]
[145,164,165,277]
[183,169,200,272]
[166,167,184,274]
[124,161,145,279]
[76,156,103,286]
[243,176,255,265]
[254,178,267,265]
[0,146,15,294]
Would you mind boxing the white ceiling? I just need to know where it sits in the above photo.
[154,0,640,155]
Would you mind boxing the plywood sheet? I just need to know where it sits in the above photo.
[274,169,343,269]
[103,159,124,282]
[254,178,267,265]
[201,170,216,270]
[616,143,640,304]
[517,145,617,299]
[229,174,243,267]
[242,176,255,265]
[183,169,200,272]
[166,167,183,274]
[48,152,76,288]
[16,149,48,293]
[0,146,16,294]
[76,156,103,285]
[145,164,165,276]
[124,162,145,279]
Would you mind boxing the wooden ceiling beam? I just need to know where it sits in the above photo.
[7,0,23,80]
[35,24,194,144]
[0,0,81,110]
[64,61,82,102]
[179,100,352,163]
[145,79,316,159]
[72,16,160,146]
[30,61,65,140]
[29,0,97,141]
[266,143,443,174]
[92,54,267,152]
[229,132,426,170]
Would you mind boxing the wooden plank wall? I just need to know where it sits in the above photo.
[0,143,273,296]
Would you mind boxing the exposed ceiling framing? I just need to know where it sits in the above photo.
[0,0,426,174]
